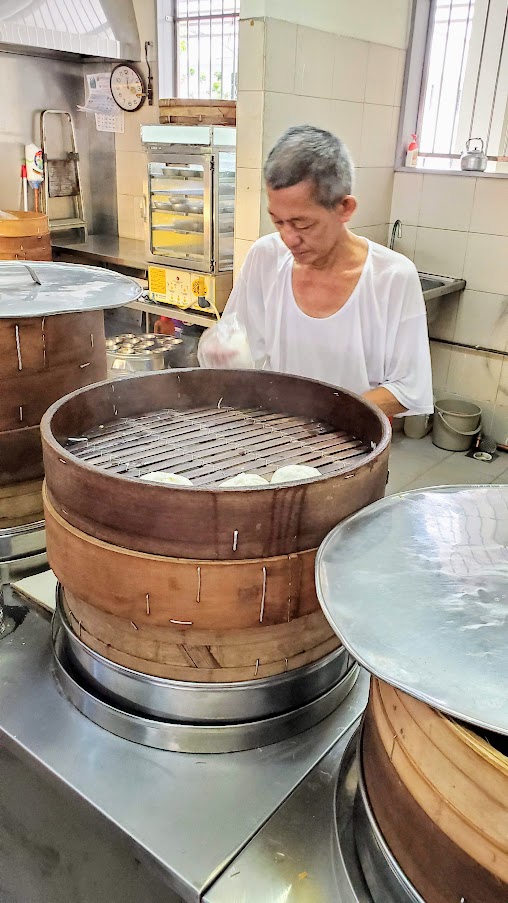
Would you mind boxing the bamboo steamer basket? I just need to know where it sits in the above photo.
[0,479,44,529]
[315,486,508,898]
[60,587,339,682]
[41,369,390,559]
[42,368,390,682]
[362,678,508,903]
[0,262,141,528]
[0,211,52,260]
[0,310,106,488]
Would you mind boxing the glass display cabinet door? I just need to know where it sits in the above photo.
[148,156,212,270]
[215,151,236,271]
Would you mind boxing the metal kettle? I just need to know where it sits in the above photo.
[460,138,487,172]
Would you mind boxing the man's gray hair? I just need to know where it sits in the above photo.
[263,125,354,209]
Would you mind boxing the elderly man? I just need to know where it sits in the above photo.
[220,125,433,419]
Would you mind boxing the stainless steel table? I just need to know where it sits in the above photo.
[52,235,147,272]
[0,603,369,903]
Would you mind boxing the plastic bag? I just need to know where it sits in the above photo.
[197,313,254,369]
[0,210,18,220]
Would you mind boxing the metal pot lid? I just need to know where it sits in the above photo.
[316,485,508,735]
[0,261,142,318]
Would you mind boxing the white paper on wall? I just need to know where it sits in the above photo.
[78,72,118,116]
[95,111,124,133]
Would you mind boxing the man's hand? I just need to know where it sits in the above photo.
[199,346,237,367]
[363,387,407,418]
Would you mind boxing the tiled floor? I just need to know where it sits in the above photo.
[386,430,508,495]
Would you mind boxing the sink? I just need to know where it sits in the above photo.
[418,272,466,327]
[420,275,445,293]
[418,272,465,300]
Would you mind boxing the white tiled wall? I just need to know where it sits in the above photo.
[114,0,159,242]
[390,171,508,444]
[239,0,412,50]
[234,17,406,275]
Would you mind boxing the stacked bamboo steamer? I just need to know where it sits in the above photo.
[363,679,508,903]
[41,369,391,683]
[0,211,52,261]
[0,215,53,529]
[0,261,141,532]
[316,485,508,903]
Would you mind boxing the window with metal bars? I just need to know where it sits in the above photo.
[173,0,240,100]
[405,0,508,171]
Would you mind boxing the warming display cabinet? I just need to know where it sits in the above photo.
[141,125,235,316]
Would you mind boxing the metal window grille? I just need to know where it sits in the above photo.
[417,0,508,166]
[175,0,240,100]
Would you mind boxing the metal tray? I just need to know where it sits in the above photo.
[56,586,354,724]
[316,485,508,736]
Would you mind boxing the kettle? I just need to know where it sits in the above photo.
[460,138,487,172]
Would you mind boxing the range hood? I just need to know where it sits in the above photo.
[0,0,141,61]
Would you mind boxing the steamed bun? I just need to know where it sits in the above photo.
[140,471,193,486]
[220,472,269,488]
[270,465,321,484]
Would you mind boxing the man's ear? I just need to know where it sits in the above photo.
[337,195,357,223]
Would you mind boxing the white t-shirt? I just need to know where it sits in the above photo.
[225,233,434,416]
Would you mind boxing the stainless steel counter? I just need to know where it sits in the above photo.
[0,604,369,903]
[52,235,147,273]
[205,726,369,903]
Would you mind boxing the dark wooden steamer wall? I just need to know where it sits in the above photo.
[0,311,106,529]
[42,370,391,682]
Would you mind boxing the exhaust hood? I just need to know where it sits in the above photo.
[0,0,141,61]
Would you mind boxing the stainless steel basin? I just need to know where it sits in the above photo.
[419,272,465,300]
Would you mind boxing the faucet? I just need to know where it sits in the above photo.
[390,219,402,250]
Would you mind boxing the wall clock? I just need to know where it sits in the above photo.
[110,64,146,112]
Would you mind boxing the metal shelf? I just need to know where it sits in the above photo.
[127,297,218,329]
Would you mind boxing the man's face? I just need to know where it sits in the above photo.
[266,180,355,266]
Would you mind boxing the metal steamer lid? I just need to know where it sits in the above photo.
[316,485,508,735]
[0,261,142,317]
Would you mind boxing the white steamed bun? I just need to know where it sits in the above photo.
[270,465,321,485]
[140,471,193,486]
[220,472,269,488]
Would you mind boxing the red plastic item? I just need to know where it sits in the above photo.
[154,316,176,336]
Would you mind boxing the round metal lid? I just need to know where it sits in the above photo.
[0,261,142,317]
[316,484,508,735]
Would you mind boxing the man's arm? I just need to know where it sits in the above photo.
[363,386,407,418]
[198,241,268,368]
[372,262,433,417]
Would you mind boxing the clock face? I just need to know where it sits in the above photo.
[110,65,146,112]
